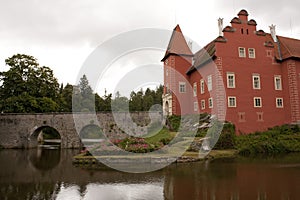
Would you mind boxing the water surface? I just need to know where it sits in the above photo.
[0,149,300,200]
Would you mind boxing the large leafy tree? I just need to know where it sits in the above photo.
[0,54,60,113]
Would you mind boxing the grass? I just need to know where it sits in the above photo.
[144,127,176,144]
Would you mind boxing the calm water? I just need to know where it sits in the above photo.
[0,149,300,200]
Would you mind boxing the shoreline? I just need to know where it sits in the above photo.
[72,149,239,169]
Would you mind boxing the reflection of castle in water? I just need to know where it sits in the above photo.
[1,150,300,199]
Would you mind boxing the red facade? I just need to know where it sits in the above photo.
[162,10,300,134]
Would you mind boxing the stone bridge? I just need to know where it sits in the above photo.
[0,112,163,148]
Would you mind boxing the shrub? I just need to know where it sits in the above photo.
[213,123,236,150]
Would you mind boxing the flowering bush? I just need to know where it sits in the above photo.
[112,137,158,153]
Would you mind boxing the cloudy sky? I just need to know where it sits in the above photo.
[0,0,299,95]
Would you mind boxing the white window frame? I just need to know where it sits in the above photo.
[201,100,205,110]
[227,72,236,88]
[200,79,205,94]
[208,98,213,108]
[252,74,261,89]
[228,96,237,108]
[193,82,197,97]
[179,82,186,93]
[274,75,282,90]
[254,97,262,108]
[276,98,284,108]
[207,75,212,91]
[239,47,246,57]
[248,48,256,58]
[194,102,198,111]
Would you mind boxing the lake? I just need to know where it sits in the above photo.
[0,148,300,200]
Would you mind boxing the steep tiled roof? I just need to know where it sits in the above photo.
[277,35,300,60]
[161,25,193,61]
[186,40,216,74]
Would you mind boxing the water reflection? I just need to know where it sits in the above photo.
[1,149,300,200]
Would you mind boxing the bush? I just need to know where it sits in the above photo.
[236,124,300,155]
[213,123,236,150]
[166,115,181,131]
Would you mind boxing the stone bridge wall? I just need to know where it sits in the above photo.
[0,112,163,149]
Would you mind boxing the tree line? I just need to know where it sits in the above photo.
[0,54,163,113]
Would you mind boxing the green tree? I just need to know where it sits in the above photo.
[0,54,60,113]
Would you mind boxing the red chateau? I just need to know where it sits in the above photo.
[162,9,300,134]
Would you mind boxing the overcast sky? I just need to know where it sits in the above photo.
[1,0,299,95]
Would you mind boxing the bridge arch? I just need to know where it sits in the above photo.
[29,126,61,148]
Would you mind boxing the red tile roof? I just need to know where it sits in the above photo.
[277,35,300,60]
[161,25,193,61]
[186,40,216,74]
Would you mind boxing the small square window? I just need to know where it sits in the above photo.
[239,47,246,57]
[179,82,186,93]
[276,98,284,108]
[201,100,205,110]
[208,98,213,108]
[228,96,236,107]
[254,97,262,108]
[200,79,205,94]
[248,48,256,58]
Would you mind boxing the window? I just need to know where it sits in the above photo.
[248,48,255,58]
[179,82,186,93]
[252,75,261,89]
[208,98,213,108]
[194,102,198,111]
[193,82,197,97]
[227,72,235,88]
[238,112,246,122]
[257,112,264,122]
[276,98,283,108]
[254,97,262,107]
[274,75,282,90]
[239,47,246,57]
[228,96,236,107]
[201,100,205,110]
[200,79,205,94]
[207,75,212,91]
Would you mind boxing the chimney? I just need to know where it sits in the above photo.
[269,24,278,42]
[218,18,224,36]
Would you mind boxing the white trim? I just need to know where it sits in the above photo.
[228,96,237,107]
[194,101,198,111]
[207,75,212,91]
[248,48,256,58]
[200,79,205,94]
[201,100,205,110]
[226,72,236,88]
[193,82,197,97]
[276,98,284,108]
[274,75,282,90]
[238,47,246,57]
[252,74,261,89]
[179,82,186,93]
[254,97,262,108]
[208,98,213,108]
